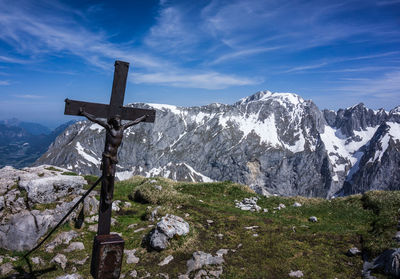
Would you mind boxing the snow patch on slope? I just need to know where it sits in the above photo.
[321,125,378,181]
[219,113,281,147]
[89,123,104,132]
[116,169,135,181]
[148,103,181,115]
[75,142,101,166]
[371,122,400,162]
[181,163,214,182]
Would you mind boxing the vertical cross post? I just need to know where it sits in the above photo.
[97,61,129,236]
[64,60,156,278]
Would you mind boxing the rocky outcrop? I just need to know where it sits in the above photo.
[0,165,90,251]
[36,91,400,198]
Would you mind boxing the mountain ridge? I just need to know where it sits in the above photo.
[35,90,400,198]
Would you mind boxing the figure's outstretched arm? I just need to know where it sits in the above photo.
[79,108,109,129]
[123,115,147,130]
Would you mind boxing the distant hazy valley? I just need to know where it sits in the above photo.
[0,118,74,168]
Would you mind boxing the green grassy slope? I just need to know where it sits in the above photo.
[3,177,400,278]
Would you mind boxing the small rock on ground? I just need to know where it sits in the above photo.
[55,274,83,279]
[347,247,361,256]
[71,256,89,265]
[186,251,224,274]
[235,197,261,212]
[88,224,98,232]
[0,262,14,276]
[31,256,44,265]
[64,241,85,252]
[128,270,137,278]
[124,249,139,264]
[394,231,400,242]
[289,270,304,277]
[51,254,68,270]
[158,255,174,266]
[127,224,138,229]
[309,216,318,222]
[46,230,79,252]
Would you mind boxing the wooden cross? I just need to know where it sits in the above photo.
[64,60,155,278]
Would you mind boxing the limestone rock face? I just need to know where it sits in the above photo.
[36,91,400,198]
[19,175,86,204]
[0,165,92,251]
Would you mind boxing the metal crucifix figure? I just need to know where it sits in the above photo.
[79,109,145,206]
[64,60,155,278]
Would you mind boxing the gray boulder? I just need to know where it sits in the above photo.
[149,229,170,251]
[364,248,400,278]
[0,210,53,251]
[157,214,190,238]
[148,214,189,251]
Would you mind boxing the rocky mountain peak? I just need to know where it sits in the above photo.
[390,106,400,115]
[235,90,305,107]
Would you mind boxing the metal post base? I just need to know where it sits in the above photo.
[90,234,125,279]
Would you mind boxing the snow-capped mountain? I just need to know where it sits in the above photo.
[35,91,400,198]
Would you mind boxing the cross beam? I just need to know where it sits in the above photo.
[65,62,155,122]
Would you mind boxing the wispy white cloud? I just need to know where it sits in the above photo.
[283,51,400,73]
[144,6,199,53]
[0,0,167,70]
[201,0,400,52]
[283,63,328,73]
[376,0,400,5]
[0,80,10,85]
[14,94,44,99]
[328,66,399,73]
[0,0,263,91]
[334,71,400,98]
[210,46,283,65]
[131,71,262,90]
[0,55,31,64]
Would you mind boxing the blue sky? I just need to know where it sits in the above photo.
[0,0,399,128]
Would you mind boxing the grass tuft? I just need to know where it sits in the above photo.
[44,166,62,172]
